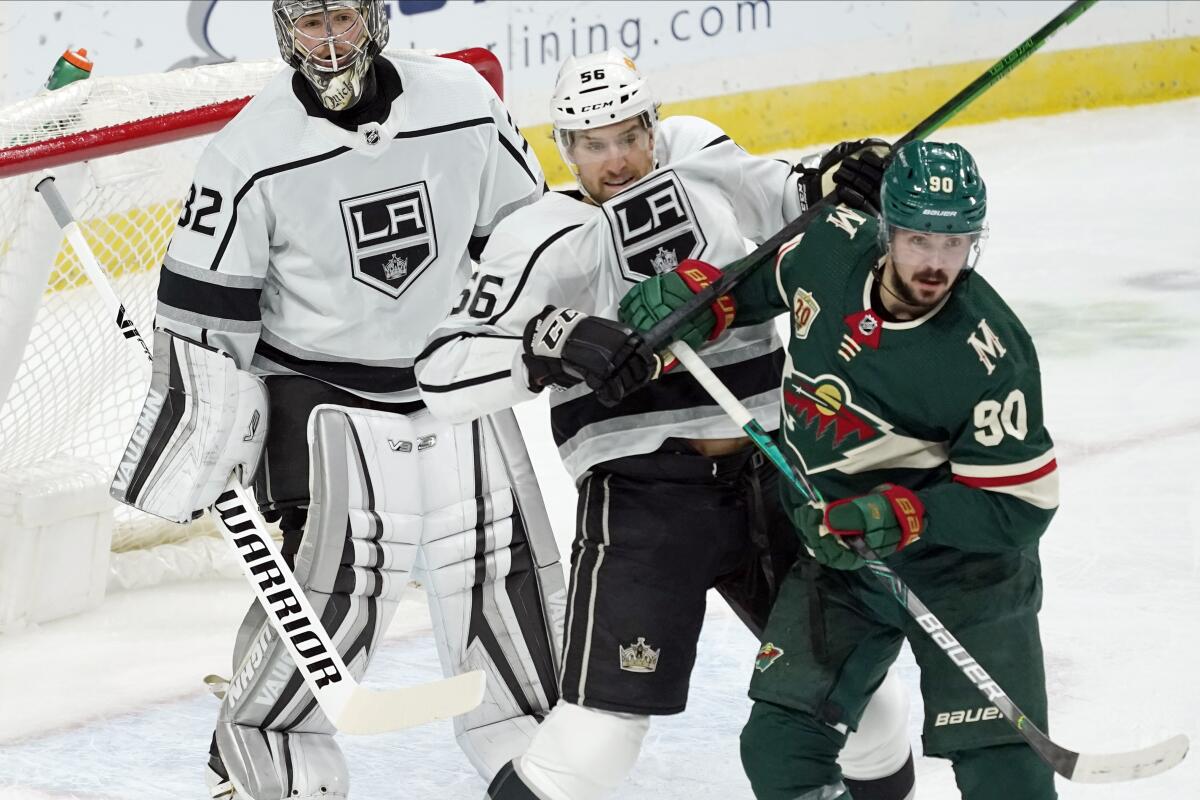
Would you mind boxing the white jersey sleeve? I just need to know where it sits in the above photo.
[474,85,546,248]
[416,192,600,422]
[155,139,270,370]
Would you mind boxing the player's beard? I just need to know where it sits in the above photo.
[889,267,949,311]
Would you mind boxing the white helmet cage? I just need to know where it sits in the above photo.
[272,0,389,111]
[550,49,660,187]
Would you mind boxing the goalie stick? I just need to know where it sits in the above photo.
[668,340,1190,783]
[34,173,486,735]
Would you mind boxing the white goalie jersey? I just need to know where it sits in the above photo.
[417,115,806,478]
[155,52,543,404]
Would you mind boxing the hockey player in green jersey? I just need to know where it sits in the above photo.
[614,140,1059,798]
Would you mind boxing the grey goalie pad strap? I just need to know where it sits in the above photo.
[216,406,424,794]
[414,408,568,777]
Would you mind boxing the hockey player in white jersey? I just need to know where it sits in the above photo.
[109,2,566,798]
[416,50,915,800]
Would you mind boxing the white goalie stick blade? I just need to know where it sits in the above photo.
[1062,734,1190,783]
[211,480,486,735]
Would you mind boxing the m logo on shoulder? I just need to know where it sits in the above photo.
[604,170,707,281]
[826,204,868,239]
[340,182,437,299]
[967,319,1007,375]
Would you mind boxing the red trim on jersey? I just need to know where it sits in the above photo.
[953,458,1058,489]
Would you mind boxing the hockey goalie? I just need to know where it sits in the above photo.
[109,2,563,798]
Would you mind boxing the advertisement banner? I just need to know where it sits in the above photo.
[0,1,1194,121]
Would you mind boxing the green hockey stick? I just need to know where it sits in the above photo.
[668,341,1189,783]
[642,0,1097,353]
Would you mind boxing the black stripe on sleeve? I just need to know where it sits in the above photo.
[254,340,416,394]
[416,330,521,364]
[418,369,511,394]
[498,133,537,186]
[703,134,731,150]
[157,266,262,322]
[486,223,582,325]
[469,233,490,262]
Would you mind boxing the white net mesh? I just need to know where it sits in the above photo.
[0,60,286,564]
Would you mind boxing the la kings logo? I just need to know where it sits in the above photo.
[604,170,706,281]
[340,182,437,298]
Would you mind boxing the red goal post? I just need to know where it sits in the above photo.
[0,49,501,597]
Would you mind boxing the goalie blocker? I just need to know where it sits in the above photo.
[113,332,566,797]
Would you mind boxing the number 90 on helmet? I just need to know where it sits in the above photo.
[272,0,390,111]
[549,49,659,177]
[881,140,988,270]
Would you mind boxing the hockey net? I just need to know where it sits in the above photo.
[0,50,501,590]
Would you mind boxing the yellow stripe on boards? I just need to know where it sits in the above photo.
[27,37,1199,290]
[531,36,1200,187]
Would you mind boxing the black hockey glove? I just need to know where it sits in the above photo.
[797,138,891,215]
[522,306,661,407]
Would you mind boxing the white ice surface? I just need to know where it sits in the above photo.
[2,99,1198,798]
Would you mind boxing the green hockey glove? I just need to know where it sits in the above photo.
[794,502,864,571]
[824,484,925,558]
[618,259,735,350]
[794,485,925,570]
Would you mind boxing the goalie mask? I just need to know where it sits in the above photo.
[272,0,389,111]
[550,49,659,201]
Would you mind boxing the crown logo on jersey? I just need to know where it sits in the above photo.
[651,247,678,273]
[618,637,660,673]
[382,253,409,281]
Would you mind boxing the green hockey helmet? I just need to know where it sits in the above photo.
[881,141,986,234]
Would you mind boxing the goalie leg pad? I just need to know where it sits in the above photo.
[111,329,267,522]
[213,405,426,790]
[214,720,349,800]
[413,408,567,779]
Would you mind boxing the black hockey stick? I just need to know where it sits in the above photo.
[34,174,486,735]
[668,341,1189,783]
[642,0,1097,353]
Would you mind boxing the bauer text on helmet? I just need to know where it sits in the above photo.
[272,0,390,111]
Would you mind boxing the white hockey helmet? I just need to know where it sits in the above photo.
[272,0,390,111]
[550,49,659,182]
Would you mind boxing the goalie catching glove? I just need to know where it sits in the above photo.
[796,138,891,215]
[795,484,925,571]
[522,305,661,407]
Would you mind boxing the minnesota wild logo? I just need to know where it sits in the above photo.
[755,642,784,672]
[781,371,892,473]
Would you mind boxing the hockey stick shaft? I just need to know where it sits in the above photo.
[34,174,485,734]
[670,341,1188,782]
[35,175,154,362]
[642,0,1097,353]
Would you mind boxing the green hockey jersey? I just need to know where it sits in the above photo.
[732,204,1058,562]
